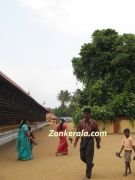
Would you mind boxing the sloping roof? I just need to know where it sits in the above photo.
[0,71,49,112]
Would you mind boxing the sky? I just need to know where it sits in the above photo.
[0,0,135,108]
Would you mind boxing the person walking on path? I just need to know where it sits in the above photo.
[55,119,68,156]
[74,107,101,179]
[16,120,35,160]
[116,128,135,176]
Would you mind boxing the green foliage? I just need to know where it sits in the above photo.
[57,90,71,107]
[91,105,115,122]
[72,107,83,127]
[55,29,135,123]
[54,89,82,118]
[53,107,63,117]
[72,29,135,121]
[108,93,135,119]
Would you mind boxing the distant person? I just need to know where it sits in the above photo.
[55,119,68,156]
[116,128,135,176]
[16,120,35,160]
[74,107,101,179]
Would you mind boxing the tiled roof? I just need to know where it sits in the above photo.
[0,70,49,112]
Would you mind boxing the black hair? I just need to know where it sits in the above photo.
[19,119,27,129]
[29,126,31,131]
[123,128,130,133]
[59,119,64,131]
[83,107,91,114]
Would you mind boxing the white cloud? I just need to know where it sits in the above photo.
[1,0,135,108]
[16,0,135,35]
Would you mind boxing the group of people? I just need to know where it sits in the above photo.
[16,107,135,179]
[55,108,101,179]
[55,108,135,179]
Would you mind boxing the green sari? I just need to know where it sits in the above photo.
[16,124,32,160]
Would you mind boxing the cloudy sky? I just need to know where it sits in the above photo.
[0,0,135,108]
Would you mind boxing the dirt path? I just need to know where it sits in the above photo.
[0,124,135,180]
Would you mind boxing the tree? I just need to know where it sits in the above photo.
[54,90,71,117]
[54,89,84,118]
[57,90,71,107]
[72,29,135,121]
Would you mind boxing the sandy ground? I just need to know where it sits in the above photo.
[0,123,135,180]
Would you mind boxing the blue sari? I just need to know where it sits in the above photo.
[16,124,32,160]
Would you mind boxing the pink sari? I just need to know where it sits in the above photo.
[56,123,68,155]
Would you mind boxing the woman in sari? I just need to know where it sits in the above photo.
[16,120,34,160]
[56,119,68,156]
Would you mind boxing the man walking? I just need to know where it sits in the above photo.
[74,107,101,179]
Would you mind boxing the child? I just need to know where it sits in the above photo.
[29,127,37,150]
[116,128,135,176]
